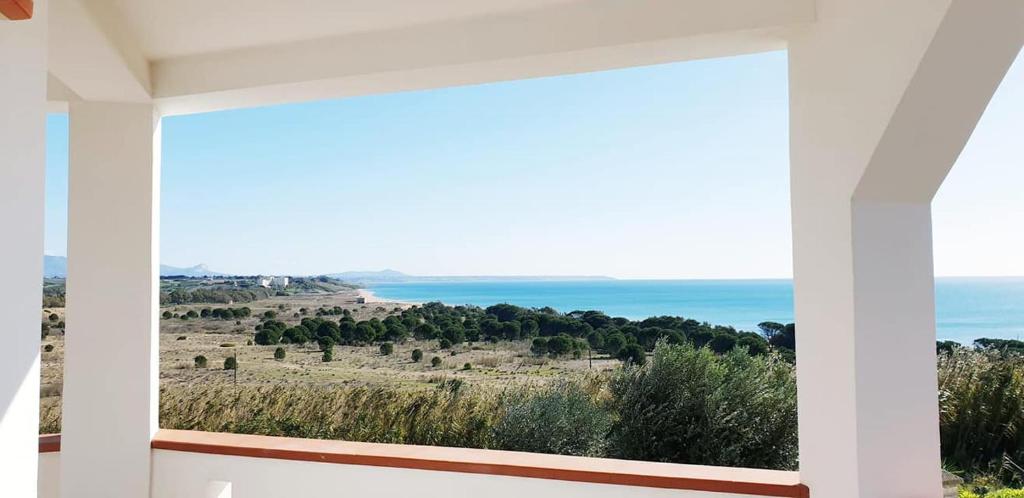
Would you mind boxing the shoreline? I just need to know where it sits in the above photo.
[356,288,422,307]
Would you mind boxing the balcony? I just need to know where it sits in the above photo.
[3,1,1023,498]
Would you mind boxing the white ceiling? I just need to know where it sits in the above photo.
[93,0,585,60]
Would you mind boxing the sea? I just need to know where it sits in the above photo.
[366,277,1024,345]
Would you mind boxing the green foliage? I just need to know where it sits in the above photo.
[194,355,208,368]
[322,350,333,362]
[43,344,54,352]
[438,338,453,349]
[939,349,1024,485]
[162,311,172,319]
[48,313,59,322]
[608,341,798,469]
[186,310,198,318]
[616,344,646,365]
[223,356,237,370]
[431,356,442,368]
[380,342,394,356]
[463,363,472,370]
[274,347,286,360]
[492,380,611,457]
[411,349,423,362]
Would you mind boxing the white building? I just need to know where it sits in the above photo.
[256,276,289,288]
[2,1,1022,498]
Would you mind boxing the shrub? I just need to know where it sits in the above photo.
[608,341,798,470]
[223,357,237,370]
[463,363,472,370]
[380,342,394,356]
[176,335,187,341]
[412,349,423,362]
[194,355,208,368]
[431,356,442,368]
[616,344,646,365]
[322,350,333,362]
[438,338,453,349]
[939,349,1024,483]
[43,344,54,352]
[186,310,198,318]
[274,347,286,360]
[162,311,172,319]
[492,380,611,457]
[48,313,59,322]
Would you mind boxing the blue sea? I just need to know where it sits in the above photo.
[367,278,1024,344]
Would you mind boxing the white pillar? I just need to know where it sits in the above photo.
[62,102,161,498]
[0,5,48,498]
[790,1,1023,496]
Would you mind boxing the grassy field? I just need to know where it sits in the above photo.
[39,288,620,432]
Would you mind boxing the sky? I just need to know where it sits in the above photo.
[44,50,1022,279]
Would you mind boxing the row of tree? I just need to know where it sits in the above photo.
[250,301,799,363]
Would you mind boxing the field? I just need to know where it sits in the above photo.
[38,287,620,433]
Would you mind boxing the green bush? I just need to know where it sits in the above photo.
[608,341,798,470]
[274,347,286,360]
[986,490,1024,498]
[492,380,611,457]
[380,342,394,356]
[411,349,423,362]
[322,350,333,362]
[438,338,453,349]
[616,344,646,365]
[43,344,54,352]
[940,349,1024,484]
[162,311,172,319]
[223,357,237,370]
[48,313,59,322]
[463,363,472,370]
[431,356,442,368]
[176,335,187,341]
[194,355,208,368]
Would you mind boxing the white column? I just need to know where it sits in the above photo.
[62,102,161,498]
[790,1,1023,496]
[0,5,48,498]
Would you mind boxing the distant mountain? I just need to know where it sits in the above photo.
[327,269,614,284]
[43,255,225,278]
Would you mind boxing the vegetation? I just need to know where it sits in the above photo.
[194,355,207,368]
[224,356,237,370]
[274,347,286,360]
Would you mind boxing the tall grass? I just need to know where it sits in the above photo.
[608,342,798,470]
[940,348,1024,484]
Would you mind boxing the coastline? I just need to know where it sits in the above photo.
[356,288,422,306]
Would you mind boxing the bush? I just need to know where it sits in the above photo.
[608,341,798,470]
[223,356,237,370]
[616,344,646,365]
[463,363,472,370]
[194,355,208,368]
[176,335,187,341]
[412,349,423,362]
[322,350,333,362]
[274,347,286,360]
[380,342,394,356]
[431,356,442,368]
[492,380,611,457]
[43,344,54,352]
[439,338,453,349]
[48,313,59,322]
[162,311,172,319]
[939,349,1024,483]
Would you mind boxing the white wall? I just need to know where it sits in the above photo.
[0,3,48,497]
[39,453,60,498]
[150,450,769,498]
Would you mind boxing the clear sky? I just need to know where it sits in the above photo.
[44,50,1022,279]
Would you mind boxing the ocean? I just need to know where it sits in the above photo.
[367,277,1024,344]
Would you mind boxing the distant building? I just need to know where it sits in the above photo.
[256,276,289,288]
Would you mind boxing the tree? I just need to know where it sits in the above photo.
[617,344,646,365]
[322,349,333,362]
[263,310,277,319]
[223,356,237,370]
[414,323,439,340]
[354,321,378,344]
[411,349,424,362]
[604,333,627,356]
[438,338,453,349]
[274,347,286,360]
[531,337,549,356]
[431,356,443,368]
[194,355,208,368]
[758,321,786,341]
[186,310,198,318]
[317,336,336,352]
[380,342,394,356]
[546,335,572,357]
[709,334,737,354]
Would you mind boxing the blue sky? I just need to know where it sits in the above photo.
[44,50,1022,278]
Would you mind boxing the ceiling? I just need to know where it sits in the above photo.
[92,0,585,60]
